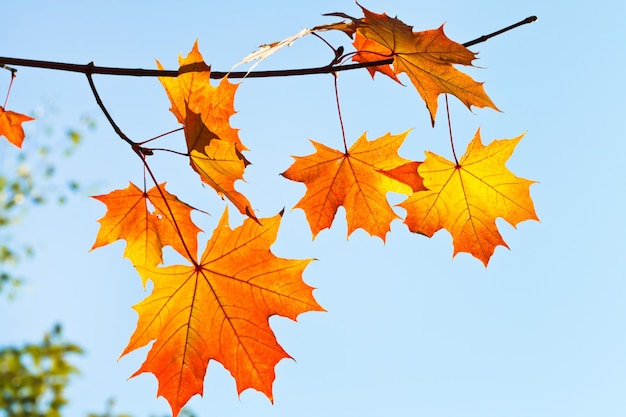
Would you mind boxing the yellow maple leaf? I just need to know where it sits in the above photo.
[399,129,538,265]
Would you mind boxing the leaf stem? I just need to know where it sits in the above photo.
[138,127,184,145]
[149,148,189,157]
[2,70,15,108]
[332,73,348,152]
[141,159,200,267]
[445,94,459,165]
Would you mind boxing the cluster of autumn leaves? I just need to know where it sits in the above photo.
[0,6,538,416]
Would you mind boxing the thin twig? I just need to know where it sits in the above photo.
[85,64,136,148]
[1,64,17,75]
[463,15,537,48]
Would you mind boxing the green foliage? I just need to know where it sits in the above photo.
[0,324,83,417]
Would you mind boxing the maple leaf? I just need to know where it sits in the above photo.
[158,42,255,218]
[282,131,424,240]
[0,106,34,148]
[399,129,538,265]
[185,107,255,220]
[350,7,498,125]
[157,41,245,150]
[91,182,201,285]
[121,208,323,417]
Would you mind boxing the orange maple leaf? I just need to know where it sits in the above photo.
[399,129,538,265]
[0,106,34,148]
[121,208,323,417]
[282,131,424,240]
[157,41,245,151]
[91,182,201,285]
[351,7,498,125]
[185,107,255,220]
[157,42,254,218]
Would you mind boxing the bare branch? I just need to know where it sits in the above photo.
[0,16,536,79]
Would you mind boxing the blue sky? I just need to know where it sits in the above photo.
[2,1,626,416]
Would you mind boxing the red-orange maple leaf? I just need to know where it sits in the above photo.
[91,182,201,285]
[350,6,498,125]
[399,129,538,265]
[352,31,400,83]
[121,208,323,417]
[0,106,34,148]
[282,131,424,240]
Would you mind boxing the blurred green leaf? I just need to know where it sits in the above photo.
[0,325,83,417]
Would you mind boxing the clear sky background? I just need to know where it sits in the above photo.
[1,1,625,416]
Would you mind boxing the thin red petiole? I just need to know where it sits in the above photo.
[445,94,459,165]
[3,72,15,108]
[332,72,348,152]
[142,156,199,266]
[138,127,184,145]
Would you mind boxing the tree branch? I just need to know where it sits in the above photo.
[0,16,536,79]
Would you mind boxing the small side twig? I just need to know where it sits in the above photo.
[85,64,134,147]
[463,15,537,48]
[85,64,153,157]
[1,64,18,75]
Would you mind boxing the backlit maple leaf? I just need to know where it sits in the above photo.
[0,106,34,148]
[91,182,201,285]
[185,107,255,219]
[157,41,245,150]
[350,6,498,125]
[399,129,538,265]
[121,208,323,417]
[158,43,254,218]
[282,131,424,240]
